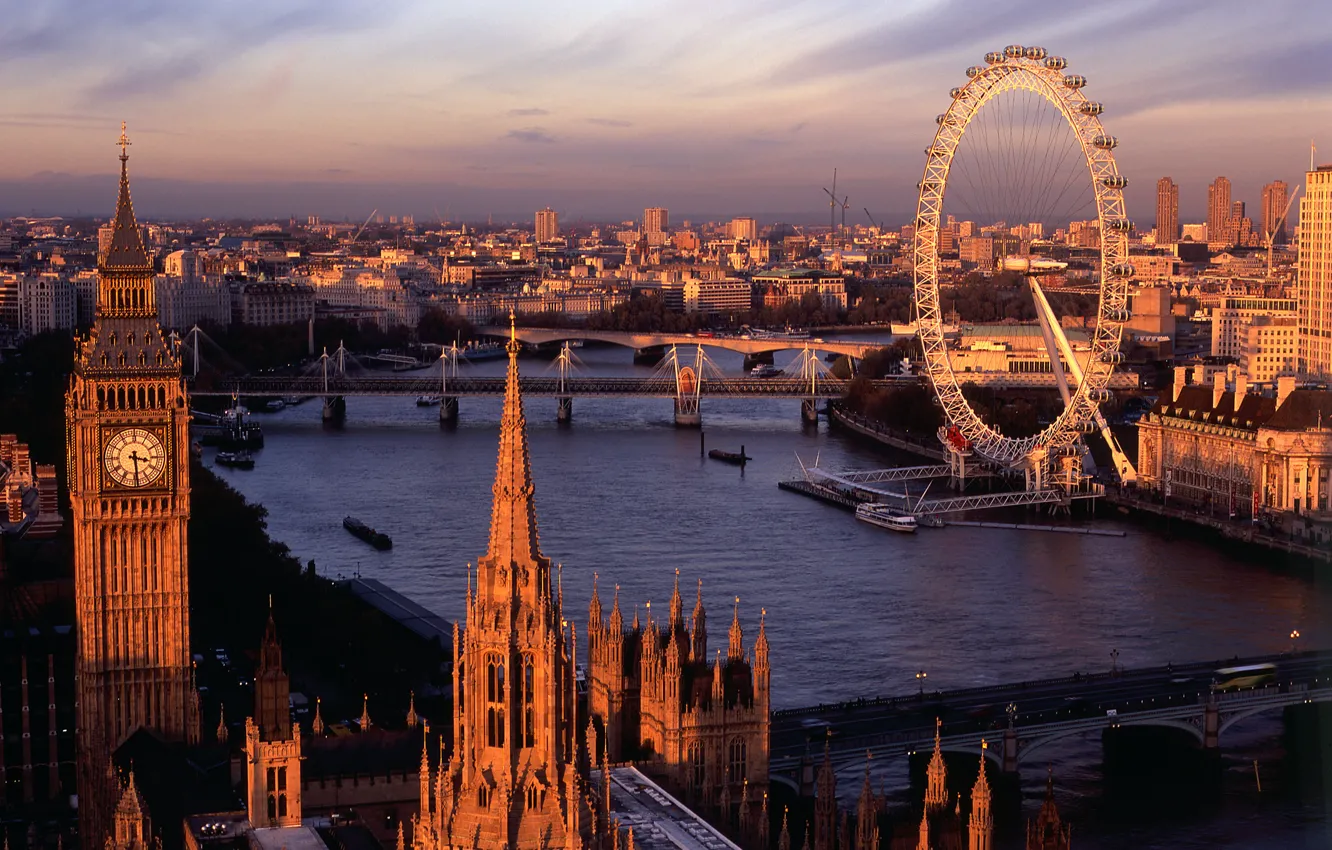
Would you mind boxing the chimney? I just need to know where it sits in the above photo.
[1277,375,1297,409]
[1173,366,1189,402]
[1233,375,1248,411]
[1212,371,1227,410]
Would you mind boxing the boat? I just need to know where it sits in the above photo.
[416,395,442,407]
[281,395,306,406]
[750,364,782,378]
[855,504,918,534]
[462,342,506,361]
[213,402,265,449]
[708,447,751,465]
[264,399,286,412]
[215,450,255,470]
[343,516,392,550]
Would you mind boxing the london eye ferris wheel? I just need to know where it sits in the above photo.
[912,45,1136,484]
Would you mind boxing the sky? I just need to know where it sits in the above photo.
[3,0,1331,225]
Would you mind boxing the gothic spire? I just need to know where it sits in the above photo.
[609,584,623,633]
[691,578,707,662]
[312,697,324,736]
[728,596,744,660]
[216,704,227,746]
[669,568,683,630]
[925,717,948,813]
[359,693,372,731]
[480,312,547,584]
[406,691,418,729]
[590,572,603,627]
[102,122,152,272]
[968,741,992,850]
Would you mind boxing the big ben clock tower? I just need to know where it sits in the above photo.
[66,125,197,847]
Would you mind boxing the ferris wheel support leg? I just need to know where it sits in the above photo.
[801,399,820,425]
[949,448,969,491]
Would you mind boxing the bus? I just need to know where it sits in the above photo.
[1212,663,1277,692]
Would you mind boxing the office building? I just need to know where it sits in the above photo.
[535,207,559,242]
[1213,295,1298,361]
[644,207,669,236]
[1156,177,1179,244]
[1262,180,1290,245]
[728,217,758,242]
[1299,165,1332,377]
[1208,177,1232,246]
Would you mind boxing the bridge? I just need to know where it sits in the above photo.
[768,649,1331,791]
[186,344,891,426]
[472,327,889,360]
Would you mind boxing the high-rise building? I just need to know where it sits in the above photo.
[413,325,592,850]
[1156,177,1179,244]
[644,207,668,235]
[68,127,198,848]
[1298,165,1332,377]
[1262,180,1290,244]
[728,216,758,242]
[1208,177,1232,245]
[535,207,559,242]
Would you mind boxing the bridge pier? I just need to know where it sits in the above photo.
[439,396,459,423]
[556,396,573,423]
[801,399,820,425]
[674,398,701,428]
[1002,726,1018,773]
[322,396,346,422]
[1202,699,1219,750]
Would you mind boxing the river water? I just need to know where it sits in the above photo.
[209,343,1330,848]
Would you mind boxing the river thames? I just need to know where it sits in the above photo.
[210,343,1330,848]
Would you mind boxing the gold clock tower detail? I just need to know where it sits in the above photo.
[66,125,198,848]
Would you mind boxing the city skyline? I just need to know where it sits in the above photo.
[4,0,1330,222]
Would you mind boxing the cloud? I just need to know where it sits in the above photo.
[587,117,632,128]
[508,107,550,116]
[505,127,556,144]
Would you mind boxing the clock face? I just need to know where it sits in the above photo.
[103,428,167,488]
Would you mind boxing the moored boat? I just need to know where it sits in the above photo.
[708,447,751,465]
[344,516,392,550]
[215,450,255,470]
[416,395,442,407]
[855,504,918,533]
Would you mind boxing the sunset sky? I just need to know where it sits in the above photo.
[4,0,1330,223]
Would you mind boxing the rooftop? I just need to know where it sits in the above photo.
[594,766,740,850]
[252,826,329,850]
[342,577,452,648]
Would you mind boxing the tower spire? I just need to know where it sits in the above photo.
[479,305,546,590]
[925,716,948,812]
[728,596,743,660]
[103,122,152,272]
[968,741,992,850]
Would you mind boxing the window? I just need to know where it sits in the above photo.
[486,654,506,747]
[521,654,536,747]
[689,742,705,789]
[479,785,491,808]
[728,738,747,784]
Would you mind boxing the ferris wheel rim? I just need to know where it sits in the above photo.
[912,49,1131,468]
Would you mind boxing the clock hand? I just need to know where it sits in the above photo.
[129,450,143,486]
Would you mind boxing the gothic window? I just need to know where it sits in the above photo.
[278,766,287,791]
[526,785,538,809]
[689,742,705,789]
[521,654,535,747]
[486,655,506,747]
[479,785,491,808]
[278,795,287,817]
[728,738,747,784]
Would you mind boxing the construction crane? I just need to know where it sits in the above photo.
[822,168,839,241]
[351,208,378,244]
[864,207,882,230]
[1265,186,1301,278]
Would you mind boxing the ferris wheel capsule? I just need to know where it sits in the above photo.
[1108,219,1134,232]
[1092,135,1118,149]
[966,66,985,78]
[1003,45,1025,58]
[1088,388,1113,403]
[985,51,1006,64]
[1063,74,1087,89]
[1109,263,1136,277]
[1101,175,1128,189]
[950,86,965,99]
[1024,46,1047,60]
[1079,102,1104,116]
[1105,307,1131,323]
[1100,351,1126,365]
[1074,420,1099,434]
[1045,56,1068,70]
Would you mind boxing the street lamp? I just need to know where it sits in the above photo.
[1110,649,1120,676]
[1291,629,1301,654]
[916,670,928,696]
[1005,702,1017,728]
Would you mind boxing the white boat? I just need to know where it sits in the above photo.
[416,395,442,407]
[750,364,782,378]
[855,504,918,533]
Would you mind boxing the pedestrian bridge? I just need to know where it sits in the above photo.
[769,650,1331,789]
[473,327,888,359]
